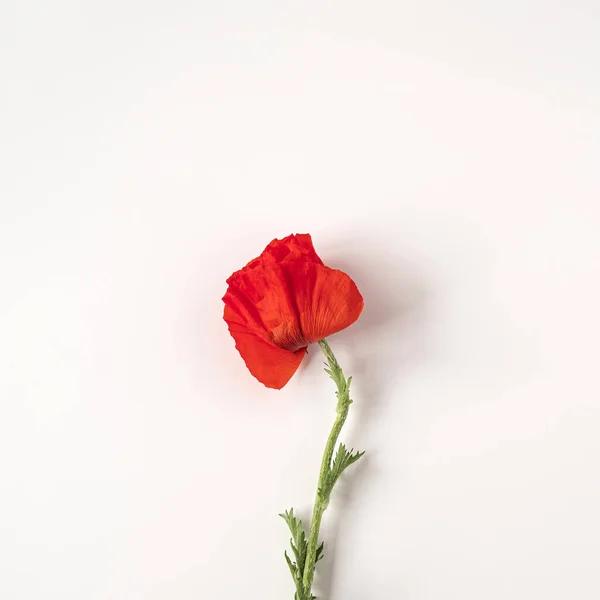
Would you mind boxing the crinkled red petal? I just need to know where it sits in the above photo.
[242,234,323,271]
[223,233,363,388]
[224,305,306,389]
[283,262,364,346]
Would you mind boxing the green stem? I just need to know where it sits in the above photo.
[301,339,353,597]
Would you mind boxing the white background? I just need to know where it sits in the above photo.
[1,2,600,599]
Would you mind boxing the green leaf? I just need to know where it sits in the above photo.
[284,550,296,577]
[316,541,325,563]
[284,550,304,599]
[280,507,310,596]
[328,443,365,491]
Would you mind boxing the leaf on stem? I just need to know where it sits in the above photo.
[280,508,310,596]
[328,443,365,490]
[315,541,325,563]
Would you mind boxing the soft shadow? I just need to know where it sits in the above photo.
[314,237,430,599]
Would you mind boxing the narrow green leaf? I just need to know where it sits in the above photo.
[316,541,325,563]
[284,551,296,577]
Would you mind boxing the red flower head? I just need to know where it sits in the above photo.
[223,234,364,389]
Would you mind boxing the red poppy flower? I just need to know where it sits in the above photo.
[223,234,364,389]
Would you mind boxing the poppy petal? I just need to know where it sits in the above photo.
[224,263,301,341]
[224,309,306,389]
[225,261,363,353]
[284,262,364,344]
[259,233,324,266]
[223,233,363,388]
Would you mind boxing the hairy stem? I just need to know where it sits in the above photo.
[301,339,353,597]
